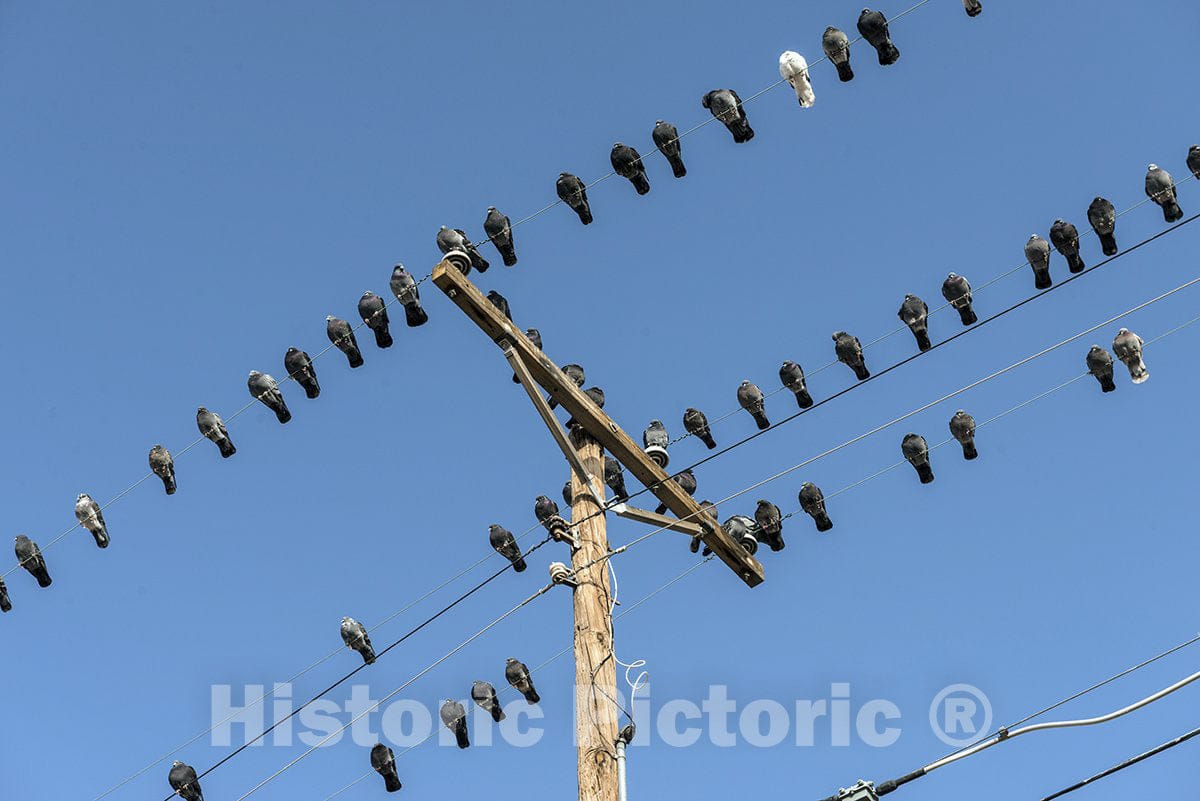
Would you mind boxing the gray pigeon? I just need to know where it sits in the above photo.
[15,535,51,587]
[656,469,696,515]
[798,482,833,532]
[484,207,518,267]
[898,294,932,352]
[358,291,393,349]
[340,616,376,665]
[436,226,489,273]
[1188,145,1200,181]
[370,743,402,793]
[1087,197,1119,256]
[683,407,717,449]
[196,407,235,458]
[505,657,540,704]
[1145,164,1183,222]
[1086,345,1116,392]
[643,419,669,450]
[326,316,364,368]
[566,386,606,429]
[901,433,934,484]
[534,495,559,529]
[489,524,527,572]
[1025,235,1053,290]
[513,328,541,383]
[833,332,870,380]
[737,380,769,430]
[693,500,718,554]
[556,173,593,225]
[168,761,204,801]
[549,363,585,410]
[1112,328,1148,384]
[440,700,470,748]
[1049,219,1085,273]
[857,8,900,65]
[652,120,687,178]
[74,492,109,548]
[604,455,629,501]
[723,514,758,554]
[611,143,650,195]
[389,265,429,327]
[562,480,573,508]
[942,273,978,326]
[0,577,10,613]
[822,26,854,82]
[753,499,785,552]
[949,410,978,460]
[963,0,982,16]
[471,680,506,723]
[284,347,320,399]
[248,371,291,424]
[702,89,754,143]
[779,360,814,408]
[149,444,176,495]
[486,290,512,322]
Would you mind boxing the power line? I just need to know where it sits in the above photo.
[1038,724,1200,801]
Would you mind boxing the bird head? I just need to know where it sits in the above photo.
[362,290,374,298]
[76,493,86,501]
[506,657,518,665]
[197,406,208,413]
[172,761,184,767]
[1118,327,1130,335]
[1054,218,1065,225]
[1148,163,1159,171]
[1028,234,1040,241]
[947,272,958,279]
[832,331,846,340]
[393,263,406,272]
[1191,145,1199,152]
[248,370,261,378]
[325,315,336,322]
[487,206,497,212]
[439,225,449,231]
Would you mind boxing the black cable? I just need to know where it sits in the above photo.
[1039,725,1200,801]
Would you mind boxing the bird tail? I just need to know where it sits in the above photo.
[961,441,979,461]
[966,1,983,16]
[373,328,394,349]
[853,364,871,381]
[613,480,629,502]
[669,155,687,178]
[500,244,518,267]
[1067,254,1085,274]
[956,305,978,326]
[0,588,11,613]
[404,303,429,327]
[700,432,717,449]
[730,120,755,143]
[218,438,236,458]
[490,704,506,723]
[793,388,814,409]
[576,203,593,225]
[915,329,932,352]
[1099,232,1118,256]
[92,528,110,549]
[689,534,701,553]
[1164,202,1184,223]
[814,513,834,533]
[752,411,770,430]
[274,404,292,424]
[1033,268,1053,290]
[35,568,52,588]
[632,173,650,195]
[361,646,377,665]
[878,42,900,65]
[511,555,528,573]
[162,474,177,496]
[916,464,935,484]
[454,724,470,749]
[1127,360,1149,384]
[1099,374,1117,393]
[347,348,364,368]
[835,61,854,82]
[383,772,402,793]
[524,688,541,705]
[655,502,668,515]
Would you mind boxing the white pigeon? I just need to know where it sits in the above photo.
[779,51,815,108]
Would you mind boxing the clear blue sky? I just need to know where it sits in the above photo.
[2,2,1198,800]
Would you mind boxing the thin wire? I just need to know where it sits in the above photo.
[1038,724,1200,801]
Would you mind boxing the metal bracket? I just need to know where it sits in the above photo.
[609,502,706,537]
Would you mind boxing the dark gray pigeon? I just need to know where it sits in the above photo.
[702,89,754,143]
[1188,145,1200,181]
[370,742,402,793]
[1112,328,1148,384]
[358,291,393,349]
[737,380,769,430]
[440,700,470,748]
[340,616,376,665]
[611,143,650,195]
[534,495,559,529]
[505,657,540,704]
[604,455,629,501]
[484,206,518,267]
[284,347,320,399]
[1087,197,1119,256]
[489,524,527,572]
[643,419,669,450]
[149,444,176,495]
[0,577,10,613]
[196,407,235,458]
[652,120,687,178]
[901,434,934,484]
[518,329,542,383]
[779,360,814,408]
[898,294,932,352]
[168,761,203,801]
[753,499,785,552]
[566,386,605,429]
[683,408,717,449]
[1049,219,1085,273]
[693,500,718,555]
[822,26,854,82]
[723,514,758,554]
[471,680,506,723]
[549,363,585,410]
[963,0,982,16]
[798,483,833,532]
[486,290,512,322]
[74,492,109,548]
[833,332,870,380]
[436,226,489,273]
[949,410,978,460]
[562,480,573,508]
[942,273,978,326]
[656,468,696,514]
[1086,345,1116,392]
[15,535,51,587]
[389,265,429,327]
[1025,235,1053,290]
[326,316,364,368]
[1146,164,1183,222]
[858,8,900,65]
[556,173,593,225]
[248,371,291,424]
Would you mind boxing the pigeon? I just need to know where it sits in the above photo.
[549,363,585,410]
[358,291,393,349]
[683,408,717,449]
[652,120,687,178]
[1146,164,1183,222]
[556,173,593,225]
[643,419,669,450]
[149,444,176,495]
[1087,197,1119,256]
[326,316,364,368]
[656,469,697,515]
[611,143,650,195]
[440,700,470,748]
[370,742,402,793]
[562,480,573,508]
[963,0,983,16]
[1049,219,1086,273]
[778,361,814,408]
[1112,328,1148,384]
[898,294,932,351]
[196,407,236,458]
[822,26,854,82]
[436,226,489,273]
[15,535,51,587]
[340,617,376,665]
[693,500,718,555]
[489,524,527,572]
[723,514,758,554]
[74,493,109,548]
[833,332,870,380]
[798,483,833,532]
[471,680,506,723]
[858,8,900,66]
[566,386,605,429]
[1189,145,1200,181]
[284,347,320,399]
[737,380,769,430]
[0,577,10,613]
[505,657,540,704]
[1025,235,1053,290]
[389,265,429,327]
[1086,345,1117,392]
[753,499,785,552]
[779,51,815,107]
[534,495,560,529]
[486,290,513,322]
[901,434,934,484]
[604,456,629,502]
[248,371,291,424]
[525,328,542,350]
[702,89,754,143]
[949,410,978,460]
[484,206,518,267]
[168,761,204,801]
[942,273,978,326]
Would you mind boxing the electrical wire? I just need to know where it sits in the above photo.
[1037,724,1200,801]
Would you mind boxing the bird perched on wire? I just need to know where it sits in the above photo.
[168,761,204,801]
[942,273,978,326]
[604,456,629,502]
[471,680,506,723]
[798,483,833,532]
[683,408,717,449]
[949,410,978,460]
[440,700,470,748]
[484,207,518,267]
[754,499,785,552]
[779,360,814,409]
[284,347,320,399]
[1112,328,1149,384]
[611,143,650,195]
[534,495,560,529]
[0,578,10,613]
[656,469,697,515]
[326,316,364,368]
[436,226,489,273]
[549,363,585,410]
[898,294,932,352]
[643,419,669,450]
[652,120,687,178]
[963,0,982,16]
[358,291,393,349]
[489,524,527,573]
[556,172,593,225]
[1049,219,1086,274]
[370,743,402,793]
[1146,164,1183,223]
[389,265,429,327]
[486,290,513,322]
[196,407,236,458]
[737,380,769,430]
[149,445,176,495]
[340,617,376,665]
[15,535,51,587]
[779,51,815,107]
[74,493,109,548]
[702,89,754,143]
[833,332,870,380]
[822,26,854,82]
[1024,235,1053,290]
[857,8,900,65]
[1187,145,1200,180]
[1086,345,1117,392]
[248,371,291,424]
[902,434,934,484]
[1087,197,1119,257]
[506,657,541,704]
